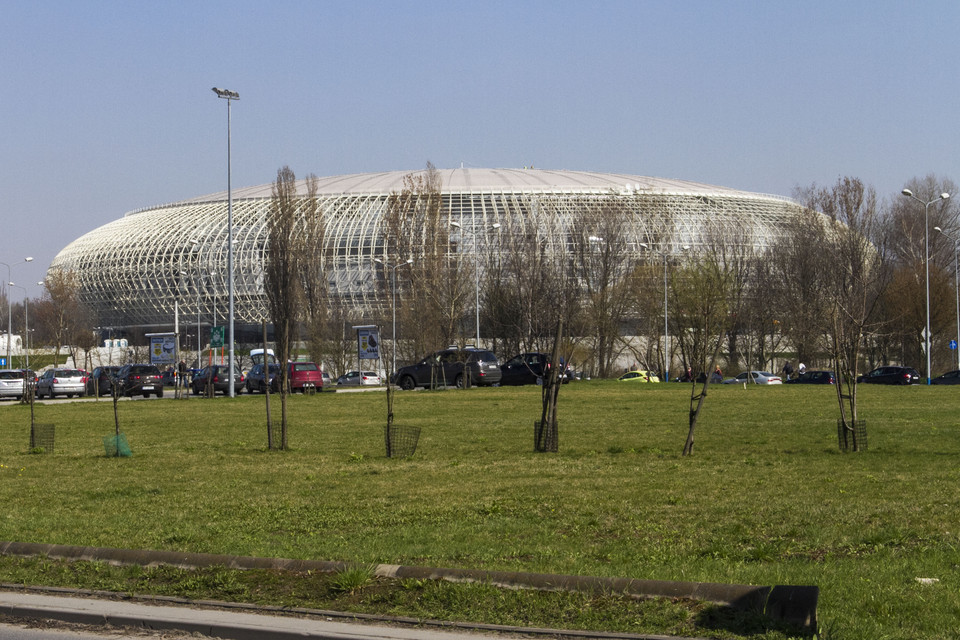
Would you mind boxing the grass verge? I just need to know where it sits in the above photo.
[1,382,959,638]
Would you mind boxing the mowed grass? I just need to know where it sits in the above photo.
[1,382,959,638]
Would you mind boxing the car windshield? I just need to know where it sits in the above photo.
[0,371,20,380]
[56,370,82,377]
[468,351,497,362]
[292,363,318,372]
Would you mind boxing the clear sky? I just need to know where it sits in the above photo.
[2,0,959,291]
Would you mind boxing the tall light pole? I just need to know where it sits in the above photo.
[1,257,33,367]
[935,226,960,370]
[375,257,413,375]
[640,243,688,382]
[902,189,950,384]
[213,87,239,396]
[451,220,500,346]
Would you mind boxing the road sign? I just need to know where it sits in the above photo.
[210,326,225,348]
[0,357,5,367]
[951,339,958,351]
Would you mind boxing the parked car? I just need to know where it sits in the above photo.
[321,370,332,387]
[857,366,920,385]
[337,370,382,386]
[36,368,86,398]
[722,371,783,385]
[86,366,121,396]
[245,363,280,393]
[393,348,502,390]
[287,361,323,392]
[0,369,26,400]
[191,364,244,396]
[500,353,571,386]
[931,370,960,385]
[617,369,661,383]
[115,364,164,398]
[785,370,837,385]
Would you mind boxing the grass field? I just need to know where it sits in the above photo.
[0,382,958,639]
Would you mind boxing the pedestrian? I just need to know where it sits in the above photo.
[782,361,794,380]
[711,365,723,383]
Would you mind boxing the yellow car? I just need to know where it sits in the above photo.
[617,370,661,383]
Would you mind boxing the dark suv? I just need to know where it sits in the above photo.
[857,366,920,385]
[116,364,163,398]
[394,348,502,390]
[500,352,571,386]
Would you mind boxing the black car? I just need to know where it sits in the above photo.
[245,363,280,393]
[499,352,570,386]
[394,348,502,390]
[785,370,837,385]
[86,365,121,396]
[932,370,960,385]
[115,364,164,398]
[191,364,244,396]
[857,366,920,385]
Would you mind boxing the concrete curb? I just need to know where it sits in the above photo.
[0,541,818,633]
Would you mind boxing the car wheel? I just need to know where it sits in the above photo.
[157,390,163,398]
[455,374,464,389]
[399,375,416,391]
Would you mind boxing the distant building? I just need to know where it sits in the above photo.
[50,168,804,332]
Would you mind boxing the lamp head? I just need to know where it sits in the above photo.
[941,193,950,200]
[902,188,914,197]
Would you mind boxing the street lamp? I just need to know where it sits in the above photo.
[639,243,689,382]
[374,257,413,376]
[935,226,960,370]
[213,87,239,396]
[1,256,33,366]
[7,282,40,369]
[450,220,500,346]
[902,188,950,385]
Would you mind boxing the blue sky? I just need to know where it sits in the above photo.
[2,0,959,290]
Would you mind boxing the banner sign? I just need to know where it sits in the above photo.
[357,328,380,360]
[210,326,225,348]
[151,335,177,366]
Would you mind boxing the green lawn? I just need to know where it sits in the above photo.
[1,382,958,639]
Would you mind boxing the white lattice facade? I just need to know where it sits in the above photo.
[50,168,803,328]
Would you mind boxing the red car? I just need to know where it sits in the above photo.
[287,362,323,392]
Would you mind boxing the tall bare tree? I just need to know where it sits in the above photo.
[35,269,82,367]
[570,196,636,378]
[799,177,890,451]
[383,162,468,358]
[265,166,304,450]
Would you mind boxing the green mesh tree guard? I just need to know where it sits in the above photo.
[103,433,133,457]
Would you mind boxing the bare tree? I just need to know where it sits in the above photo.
[570,196,636,378]
[383,162,468,358]
[799,177,890,451]
[35,269,82,367]
[265,166,304,450]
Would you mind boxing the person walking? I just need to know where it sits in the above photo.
[782,361,794,381]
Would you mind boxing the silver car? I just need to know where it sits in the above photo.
[0,369,26,400]
[337,370,382,386]
[36,368,86,398]
[722,370,783,385]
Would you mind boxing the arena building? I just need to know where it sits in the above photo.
[50,168,804,333]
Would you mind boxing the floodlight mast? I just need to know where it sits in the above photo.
[902,188,950,385]
[213,87,239,396]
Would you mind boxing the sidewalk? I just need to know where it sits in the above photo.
[0,588,685,640]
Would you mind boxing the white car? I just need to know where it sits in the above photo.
[0,369,26,400]
[336,370,382,386]
[722,371,783,385]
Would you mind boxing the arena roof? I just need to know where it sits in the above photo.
[158,168,792,210]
